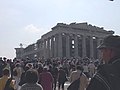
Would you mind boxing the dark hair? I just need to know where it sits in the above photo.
[25,69,38,83]
[16,63,20,67]
[76,65,83,71]
[3,69,9,76]
[24,66,30,72]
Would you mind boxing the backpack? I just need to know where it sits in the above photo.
[4,78,14,90]
[67,73,82,90]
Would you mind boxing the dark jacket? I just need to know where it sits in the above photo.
[87,58,120,90]
[58,69,67,83]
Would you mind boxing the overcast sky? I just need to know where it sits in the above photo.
[0,0,120,59]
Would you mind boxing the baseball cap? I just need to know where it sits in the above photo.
[97,35,120,49]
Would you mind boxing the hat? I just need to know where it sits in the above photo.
[97,35,120,49]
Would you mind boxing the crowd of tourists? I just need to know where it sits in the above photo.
[0,56,98,90]
[1,35,120,90]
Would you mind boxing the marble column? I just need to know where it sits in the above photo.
[58,33,63,58]
[54,35,57,57]
[82,36,86,58]
[50,36,54,58]
[90,36,94,58]
[43,39,47,59]
[74,35,79,58]
[66,34,70,58]
[40,41,43,57]
[97,38,102,59]
[47,38,50,58]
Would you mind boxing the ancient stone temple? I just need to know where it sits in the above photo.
[15,22,114,60]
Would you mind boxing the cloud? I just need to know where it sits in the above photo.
[24,24,41,33]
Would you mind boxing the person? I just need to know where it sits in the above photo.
[0,58,6,78]
[0,69,14,90]
[88,61,96,78]
[20,69,43,90]
[83,63,89,78]
[86,35,120,90]
[18,66,30,86]
[38,67,53,90]
[58,67,67,90]
[13,63,23,90]
[51,64,59,90]
[69,65,88,90]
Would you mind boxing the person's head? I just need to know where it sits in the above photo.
[43,67,48,72]
[25,69,38,84]
[3,69,9,76]
[27,63,33,68]
[15,63,20,67]
[76,65,83,72]
[24,66,30,72]
[59,67,63,70]
[98,35,120,63]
